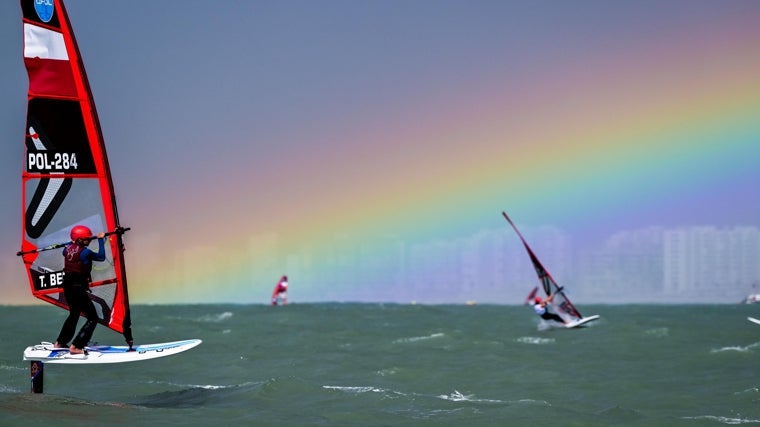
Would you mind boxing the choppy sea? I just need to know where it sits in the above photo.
[1,303,759,426]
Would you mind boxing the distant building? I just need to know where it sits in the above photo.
[664,226,760,300]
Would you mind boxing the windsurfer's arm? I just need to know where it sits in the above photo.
[90,234,106,262]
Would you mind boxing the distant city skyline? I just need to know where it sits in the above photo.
[4,223,758,305]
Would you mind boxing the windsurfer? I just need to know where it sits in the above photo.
[271,275,288,305]
[54,225,106,354]
[533,294,566,324]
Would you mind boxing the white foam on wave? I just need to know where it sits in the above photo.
[513,398,550,406]
[323,386,504,405]
[712,346,751,353]
[711,341,760,353]
[198,312,234,323]
[148,379,260,390]
[322,385,412,400]
[392,332,445,344]
[376,367,398,376]
[0,385,20,393]
[682,415,760,424]
[323,385,387,394]
[734,386,760,397]
[516,336,555,345]
[437,390,502,403]
[190,384,231,390]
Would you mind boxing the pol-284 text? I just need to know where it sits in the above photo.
[27,152,79,172]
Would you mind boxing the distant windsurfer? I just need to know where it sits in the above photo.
[533,294,566,324]
[54,225,106,354]
[271,275,288,306]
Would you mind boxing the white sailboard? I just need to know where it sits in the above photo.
[565,315,601,329]
[24,339,202,364]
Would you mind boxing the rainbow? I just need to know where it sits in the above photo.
[120,6,760,303]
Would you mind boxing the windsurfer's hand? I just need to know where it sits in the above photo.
[96,232,105,239]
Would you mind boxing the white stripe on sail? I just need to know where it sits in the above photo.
[30,177,65,227]
[23,23,68,60]
[28,126,66,227]
[29,126,45,149]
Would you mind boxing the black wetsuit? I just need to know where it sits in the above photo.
[540,311,566,323]
[534,303,565,323]
[55,238,105,349]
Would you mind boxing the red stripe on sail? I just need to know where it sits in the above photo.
[24,57,77,98]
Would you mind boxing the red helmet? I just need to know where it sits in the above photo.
[70,225,93,242]
[534,296,542,304]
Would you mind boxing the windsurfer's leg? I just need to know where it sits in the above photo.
[71,291,99,350]
[55,286,80,346]
[541,312,566,324]
[55,311,79,347]
[72,319,97,350]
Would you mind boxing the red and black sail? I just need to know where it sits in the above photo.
[19,0,132,342]
[502,211,583,322]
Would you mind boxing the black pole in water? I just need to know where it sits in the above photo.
[30,361,43,393]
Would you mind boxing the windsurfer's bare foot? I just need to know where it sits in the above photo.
[54,342,66,349]
[69,345,84,354]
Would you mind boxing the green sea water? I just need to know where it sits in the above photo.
[1,304,759,426]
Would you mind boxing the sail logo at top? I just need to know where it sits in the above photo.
[34,0,55,23]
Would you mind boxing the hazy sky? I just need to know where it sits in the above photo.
[2,1,759,304]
